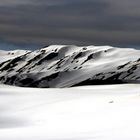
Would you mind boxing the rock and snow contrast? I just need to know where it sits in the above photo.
[0,45,140,140]
[0,45,140,87]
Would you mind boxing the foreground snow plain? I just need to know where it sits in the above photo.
[0,84,140,140]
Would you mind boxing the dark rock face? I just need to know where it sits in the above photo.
[0,45,140,88]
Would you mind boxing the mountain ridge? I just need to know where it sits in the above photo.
[0,45,140,87]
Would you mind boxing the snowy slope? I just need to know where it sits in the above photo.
[0,45,140,87]
[0,84,140,140]
[0,50,30,63]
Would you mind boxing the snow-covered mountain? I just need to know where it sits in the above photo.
[0,45,140,87]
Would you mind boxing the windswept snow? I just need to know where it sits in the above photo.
[0,45,140,87]
[0,45,140,139]
[0,50,30,63]
[0,84,140,140]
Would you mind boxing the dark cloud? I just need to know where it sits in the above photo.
[0,0,140,50]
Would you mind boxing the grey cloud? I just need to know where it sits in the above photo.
[0,0,140,50]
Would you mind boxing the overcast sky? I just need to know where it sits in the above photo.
[0,0,140,50]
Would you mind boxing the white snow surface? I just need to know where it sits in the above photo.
[0,45,140,87]
[0,84,140,140]
[0,50,30,63]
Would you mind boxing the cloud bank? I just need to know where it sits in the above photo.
[0,0,140,49]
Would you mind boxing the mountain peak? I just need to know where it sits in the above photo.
[0,45,140,87]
